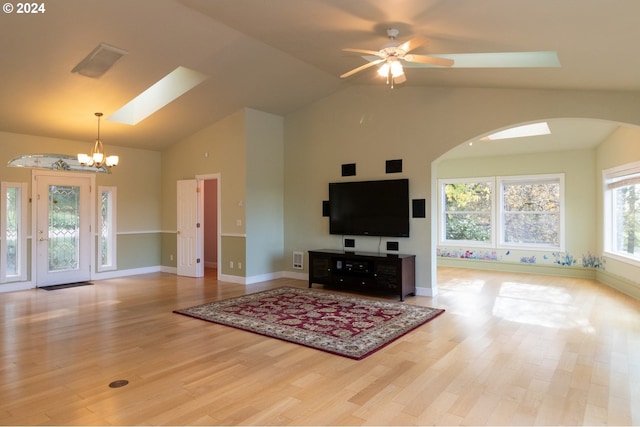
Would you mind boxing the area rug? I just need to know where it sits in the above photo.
[174,287,444,360]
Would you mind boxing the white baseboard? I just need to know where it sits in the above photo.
[93,266,163,281]
[218,273,247,284]
[0,281,36,293]
[0,267,443,300]
[414,287,435,297]
[283,271,308,281]
[596,270,640,300]
[219,271,287,285]
[0,265,167,294]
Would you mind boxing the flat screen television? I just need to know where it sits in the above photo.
[329,178,410,237]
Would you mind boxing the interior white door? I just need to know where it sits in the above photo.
[177,179,202,277]
[35,173,92,286]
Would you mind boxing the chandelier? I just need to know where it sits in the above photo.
[78,112,119,168]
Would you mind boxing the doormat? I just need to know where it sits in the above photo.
[174,287,444,360]
[39,282,94,291]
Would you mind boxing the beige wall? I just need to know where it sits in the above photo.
[283,86,640,296]
[5,85,640,298]
[160,109,246,272]
[161,109,246,233]
[436,149,597,271]
[0,131,162,285]
[245,109,284,277]
[595,125,640,297]
[0,131,162,232]
[160,107,285,281]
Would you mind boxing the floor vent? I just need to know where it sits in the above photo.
[293,251,304,269]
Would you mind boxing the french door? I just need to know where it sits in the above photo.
[34,172,93,286]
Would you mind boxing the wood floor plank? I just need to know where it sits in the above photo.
[1,267,639,425]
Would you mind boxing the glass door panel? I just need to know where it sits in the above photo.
[47,185,81,272]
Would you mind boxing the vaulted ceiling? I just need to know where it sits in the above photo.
[1,0,638,152]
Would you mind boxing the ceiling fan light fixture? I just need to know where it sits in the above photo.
[393,73,406,84]
[378,58,404,78]
[377,57,405,88]
[390,60,404,77]
[377,62,390,77]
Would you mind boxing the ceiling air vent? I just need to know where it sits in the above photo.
[71,43,128,78]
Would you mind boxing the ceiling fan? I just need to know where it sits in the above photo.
[340,28,451,88]
[340,28,560,88]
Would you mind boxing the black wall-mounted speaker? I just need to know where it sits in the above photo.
[322,200,330,217]
[412,199,426,218]
[385,159,403,174]
[341,163,356,177]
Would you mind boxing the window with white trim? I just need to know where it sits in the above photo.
[439,174,564,251]
[603,161,640,264]
[98,186,117,272]
[499,175,563,249]
[1,182,28,282]
[440,178,494,247]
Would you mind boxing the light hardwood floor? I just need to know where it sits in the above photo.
[1,267,639,426]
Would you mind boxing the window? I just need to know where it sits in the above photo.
[440,178,494,246]
[439,174,564,251]
[499,175,563,249]
[98,186,117,272]
[1,182,28,282]
[603,161,640,264]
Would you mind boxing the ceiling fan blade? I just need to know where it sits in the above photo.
[340,58,385,78]
[343,48,384,57]
[402,51,560,68]
[397,36,427,53]
[404,54,454,67]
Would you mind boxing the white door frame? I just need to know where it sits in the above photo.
[176,174,221,279]
[196,173,221,281]
[31,170,95,286]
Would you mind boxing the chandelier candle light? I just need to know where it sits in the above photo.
[78,112,119,169]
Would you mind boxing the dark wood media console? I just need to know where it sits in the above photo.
[308,249,416,301]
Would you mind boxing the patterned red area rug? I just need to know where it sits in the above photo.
[174,287,444,360]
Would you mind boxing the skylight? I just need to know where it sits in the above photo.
[483,122,551,141]
[108,66,208,125]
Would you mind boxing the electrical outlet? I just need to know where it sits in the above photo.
[238,262,242,270]
[229,261,234,269]
[170,254,174,261]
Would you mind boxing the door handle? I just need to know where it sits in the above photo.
[39,237,48,241]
